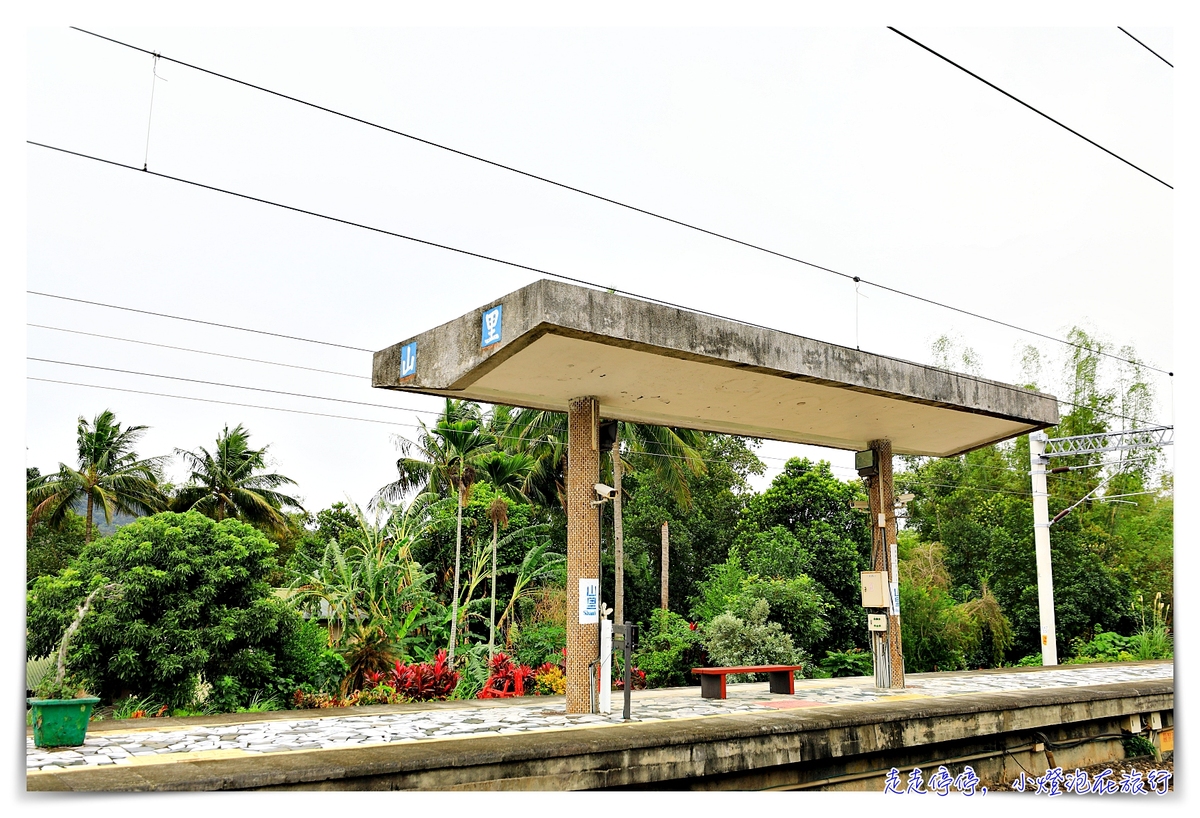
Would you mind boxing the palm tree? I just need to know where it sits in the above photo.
[500,410,707,624]
[373,399,485,506]
[27,409,168,543]
[432,419,496,660]
[171,423,303,533]
[499,409,708,510]
[374,399,496,661]
[477,451,536,659]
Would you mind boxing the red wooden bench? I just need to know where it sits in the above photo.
[690,665,804,699]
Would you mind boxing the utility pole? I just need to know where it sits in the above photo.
[1030,424,1172,667]
[1029,432,1057,665]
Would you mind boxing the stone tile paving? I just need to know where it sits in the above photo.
[26,662,1171,773]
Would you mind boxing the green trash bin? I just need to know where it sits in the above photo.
[27,697,101,748]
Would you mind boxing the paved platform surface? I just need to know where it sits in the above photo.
[26,661,1171,774]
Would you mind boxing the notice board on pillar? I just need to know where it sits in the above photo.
[579,578,599,623]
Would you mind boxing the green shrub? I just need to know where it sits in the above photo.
[509,621,566,668]
[26,511,326,710]
[819,648,874,678]
[1066,628,1136,664]
[1123,734,1157,759]
[702,599,802,681]
[632,609,705,688]
[734,575,830,655]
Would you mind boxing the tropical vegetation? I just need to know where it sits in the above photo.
[25,324,1173,716]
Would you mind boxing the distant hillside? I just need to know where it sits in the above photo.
[68,499,143,536]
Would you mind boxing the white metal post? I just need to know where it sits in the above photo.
[1030,432,1058,666]
[599,618,612,714]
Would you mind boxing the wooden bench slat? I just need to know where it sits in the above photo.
[690,665,803,675]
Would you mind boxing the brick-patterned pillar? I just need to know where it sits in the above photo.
[869,438,905,689]
[566,396,601,713]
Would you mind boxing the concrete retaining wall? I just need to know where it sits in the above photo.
[28,679,1172,792]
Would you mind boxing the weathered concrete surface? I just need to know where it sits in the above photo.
[28,678,1171,792]
[373,279,1058,456]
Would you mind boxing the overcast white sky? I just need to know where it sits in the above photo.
[18,19,1178,512]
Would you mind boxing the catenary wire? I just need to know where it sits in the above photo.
[34,321,1132,448]
[24,373,804,472]
[31,356,1164,488]
[22,356,858,468]
[26,288,371,352]
[24,142,1175,425]
[1117,27,1173,67]
[27,323,369,379]
[63,27,1176,377]
[26,376,1172,496]
[28,282,1164,430]
[29,376,405,427]
[888,27,1173,189]
[29,357,422,413]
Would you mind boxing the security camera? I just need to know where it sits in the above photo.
[594,483,618,500]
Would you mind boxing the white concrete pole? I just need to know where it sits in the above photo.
[1030,431,1058,666]
[599,618,613,714]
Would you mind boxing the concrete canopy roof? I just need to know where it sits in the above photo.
[373,279,1058,457]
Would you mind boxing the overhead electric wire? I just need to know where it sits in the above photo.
[1117,27,1173,67]
[28,323,369,379]
[65,27,1175,377]
[29,288,1162,431]
[29,376,404,427]
[25,373,798,471]
[26,288,371,352]
[888,26,1173,189]
[29,356,417,413]
[25,373,1172,492]
[24,142,1172,430]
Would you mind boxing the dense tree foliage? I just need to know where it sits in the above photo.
[27,512,330,709]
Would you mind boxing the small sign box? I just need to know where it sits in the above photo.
[578,578,599,624]
[481,305,503,348]
[867,613,888,632]
[399,341,417,379]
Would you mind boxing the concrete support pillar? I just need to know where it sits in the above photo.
[566,396,601,713]
[868,438,905,689]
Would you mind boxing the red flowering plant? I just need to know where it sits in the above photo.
[612,667,647,690]
[391,649,459,701]
[478,652,537,698]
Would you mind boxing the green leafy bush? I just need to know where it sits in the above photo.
[509,621,566,668]
[1123,734,1157,759]
[1066,628,1136,664]
[632,609,705,688]
[702,599,802,681]
[26,511,326,709]
[819,648,874,678]
[735,575,830,655]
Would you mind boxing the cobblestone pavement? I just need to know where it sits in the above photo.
[26,663,1171,773]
